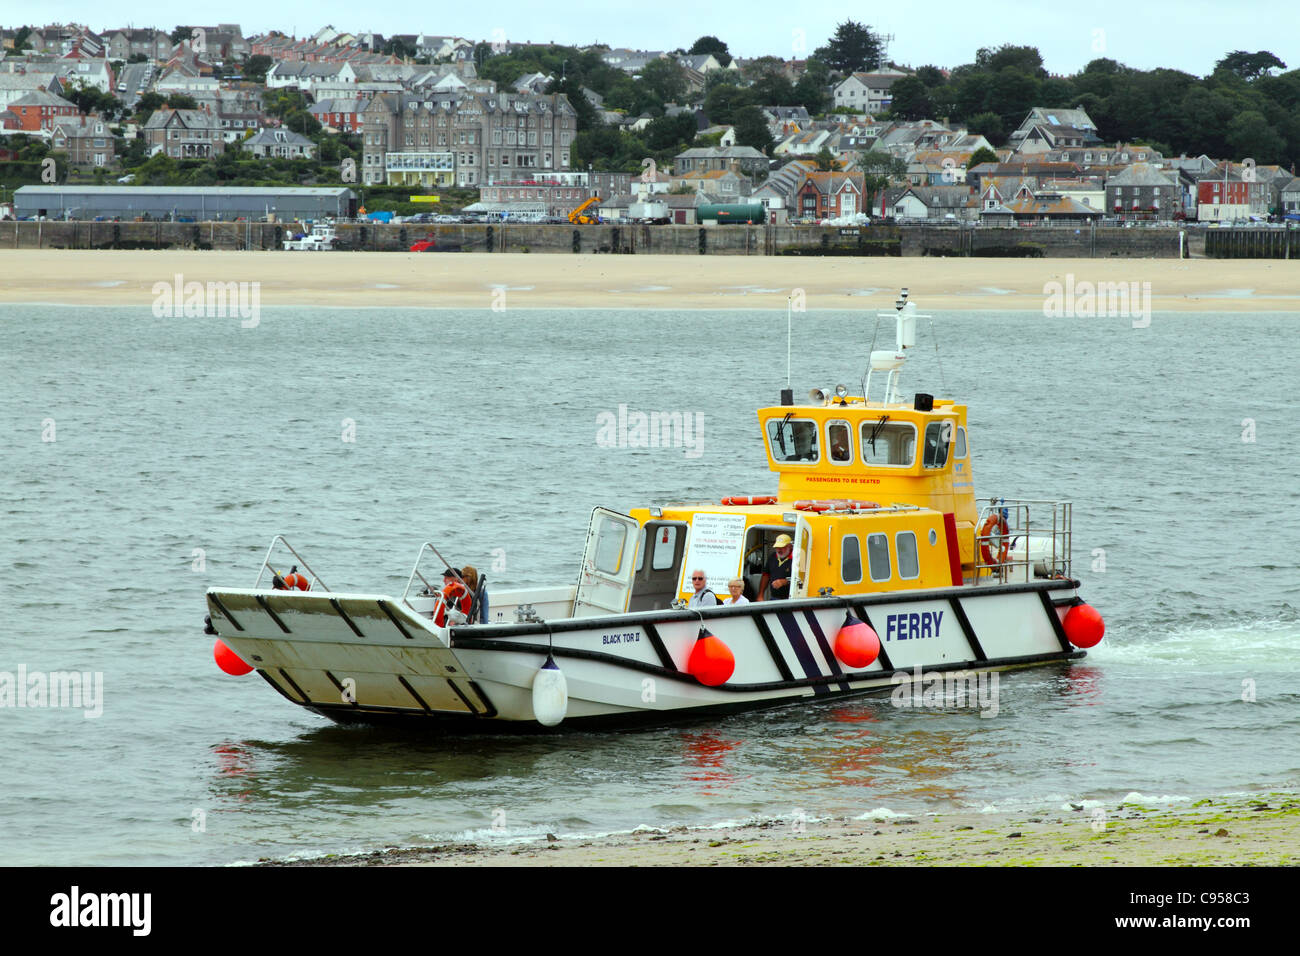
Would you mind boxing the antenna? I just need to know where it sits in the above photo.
[786,295,792,390]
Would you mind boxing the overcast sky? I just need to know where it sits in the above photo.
[7,1,1295,77]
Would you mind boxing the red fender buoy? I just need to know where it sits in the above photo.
[686,628,735,686]
[834,613,881,668]
[214,639,253,676]
[1062,603,1105,648]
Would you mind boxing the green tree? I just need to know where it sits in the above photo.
[732,105,774,154]
[165,94,199,111]
[644,112,699,152]
[966,111,1005,145]
[794,63,831,114]
[814,146,841,171]
[688,36,732,67]
[704,83,757,125]
[976,44,1046,79]
[243,55,273,83]
[888,76,933,120]
[549,76,603,131]
[967,146,999,169]
[913,65,946,87]
[1227,110,1285,163]
[640,58,688,105]
[814,20,884,75]
[1215,51,1287,82]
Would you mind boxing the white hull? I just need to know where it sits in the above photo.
[206,579,1085,731]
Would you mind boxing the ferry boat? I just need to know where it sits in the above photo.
[204,292,1105,730]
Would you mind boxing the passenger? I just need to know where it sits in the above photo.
[724,578,749,605]
[758,534,794,601]
[434,568,473,626]
[831,434,851,462]
[686,568,719,608]
[461,564,488,623]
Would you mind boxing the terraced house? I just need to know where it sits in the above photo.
[361,90,575,187]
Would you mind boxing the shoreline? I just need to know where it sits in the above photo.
[1,251,1298,312]
[269,793,1300,867]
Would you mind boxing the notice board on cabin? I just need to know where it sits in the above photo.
[681,513,748,596]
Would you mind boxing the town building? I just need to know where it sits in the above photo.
[361,90,576,187]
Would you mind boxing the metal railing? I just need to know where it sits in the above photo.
[973,498,1072,584]
[254,535,330,591]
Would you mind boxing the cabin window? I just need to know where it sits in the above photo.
[841,534,863,584]
[652,525,680,570]
[922,422,951,469]
[867,533,891,582]
[593,517,628,574]
[827,421,852,463]
[860,420,915,466]
[634,526,646,571]
[766,417,820,463]
[896,532,920,579]
[956,426,968,458]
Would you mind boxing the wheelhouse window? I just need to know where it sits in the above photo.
[922,422,951,469]
[766,417,820,463]
[896,531,920,579]
[841,534,863,584]
[827,421,852,463]
[866,533,891,582]
[956,426,968,458]
[652,525,680,570]
[593,517,628,574]
[860,419,916,466]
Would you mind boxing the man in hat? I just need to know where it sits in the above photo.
[759,534,794,600]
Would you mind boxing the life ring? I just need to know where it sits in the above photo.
[794,500,831,512]
[721,495,777,506]
[979,513,1010,565]
[821,498,880,511]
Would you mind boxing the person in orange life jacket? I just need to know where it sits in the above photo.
[434,568,473,626]
[759,534,794,600]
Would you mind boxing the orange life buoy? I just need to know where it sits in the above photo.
[721,495,777,506]
[794,500,830,512]
[979,513,1010,565]
[846,499,879,510]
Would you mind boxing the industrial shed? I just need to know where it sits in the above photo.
[13,186,358,221]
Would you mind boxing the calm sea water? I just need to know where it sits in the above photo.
[2,302,1298,866]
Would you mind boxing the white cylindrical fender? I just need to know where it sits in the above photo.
[531,655,568,727]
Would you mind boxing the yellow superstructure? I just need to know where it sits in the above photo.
[624,389,983,608]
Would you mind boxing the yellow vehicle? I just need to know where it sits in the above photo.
[568,196,602,224]
[206,291,1104,731]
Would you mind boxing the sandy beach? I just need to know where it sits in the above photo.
[1,250,1298,311]
[271,793,1300,866]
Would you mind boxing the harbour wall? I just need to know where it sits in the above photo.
[0,220,1263,259]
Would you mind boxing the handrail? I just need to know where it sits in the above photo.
[254,534,330,592]
[400,540,469,615]
[973,498,1072,584]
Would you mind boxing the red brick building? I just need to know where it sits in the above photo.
[7,90,78,132]
[795,171,866,220]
